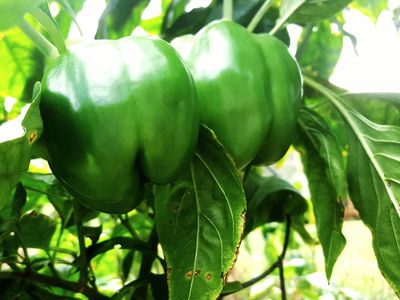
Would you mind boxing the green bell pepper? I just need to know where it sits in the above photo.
[40,36,198,213]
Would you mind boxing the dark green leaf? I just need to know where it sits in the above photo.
[0,183,26,245]
[0,0,44,31]
[81,225,102,244]
[244,171,308,236]
[0,83,42,210]
[155,126,246,299]
[296,107,346,280]
[19,211,56,250]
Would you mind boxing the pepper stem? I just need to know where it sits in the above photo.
[223,0,233,21]
[247,0,273,32]
[18,19,59,59]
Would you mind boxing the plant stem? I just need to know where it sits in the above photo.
[223,0,233,21]
[269,1,304,36]
[72,200,90,286]
[14,226,32,271]
[239,215,291,291]
[0,271,109,299]
[30,7,67,55]
[133,225,159,299]
[279,259,287,300]
[18,19,58,59]
[247,0,273,32]
[119,215,141,240]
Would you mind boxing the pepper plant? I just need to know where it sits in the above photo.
[0,0,399,299]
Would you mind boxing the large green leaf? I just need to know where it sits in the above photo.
[305,77,400,295]
[243,171,308,236]
[0,83,42,210]
[0,27,44,103]
[0,0,44,31]
[296,107,347,280]
[155,127,246,300]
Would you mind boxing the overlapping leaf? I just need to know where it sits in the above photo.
[305,77,400,295]
[296,107,347,280]
[0,83,42,210]
[155,127,246,300]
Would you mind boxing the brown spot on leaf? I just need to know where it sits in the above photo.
[186,270,193,278]
[29,132,37,144]
[167,267,171,283]
[194,270,201,276]
[206,273,212,281]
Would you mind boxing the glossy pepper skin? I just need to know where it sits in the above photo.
[173,20,302,168]
[179,20,271,169]
[252,34,303,165]
[40,37,198,214]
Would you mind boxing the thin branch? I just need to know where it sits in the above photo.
[118,215,141,240]
[0,271,108,299]
[18,19,58,59]
[279,260,287,300]
[234,215,292,291]
[247,0,273,32]
[72,200,90,286]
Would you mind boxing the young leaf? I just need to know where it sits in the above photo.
[0,82,42,210]
[243,171,308,236]
[155,126,246,300]
[0,0,44,31]
[19,211,56,250]
[296,107,346,280]
[305,77,400,295]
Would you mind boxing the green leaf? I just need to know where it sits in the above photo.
[296,107,347,280]
[289,0,351,24]
[0,83,42,210]
[162,0,191,32]
[298,20,344,79]
[96,0,151,39]
[304,77,400,295]
[342,93,400,126]
[155,126,246,299]
[346,111,400,296]
[19,211,56,250]
[0,0,44,31]
[0,26,45,103]
[0,183,26,245]
[350,0,388,22]
[243,171,308,236]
